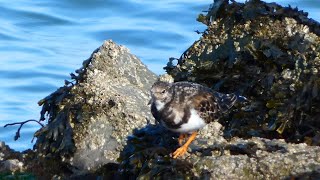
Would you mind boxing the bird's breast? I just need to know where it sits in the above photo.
[154,100,165,110]
[159,106,206,133]
[177,108,206,133]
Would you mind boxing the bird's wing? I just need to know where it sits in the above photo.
[191,91,237,123]
[191,92,220,123]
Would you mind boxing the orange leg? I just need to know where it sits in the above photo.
[178,133,187,145]
[173,131,197,158]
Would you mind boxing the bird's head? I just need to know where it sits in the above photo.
[150,81,173,107]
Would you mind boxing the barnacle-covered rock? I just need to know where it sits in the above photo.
[165,0,320,143]
[34,40,157,173]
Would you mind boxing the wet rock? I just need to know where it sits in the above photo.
[165,0,320,144]
[33,40,157,173]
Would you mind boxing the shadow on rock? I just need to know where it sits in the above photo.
[117,124,210,179]
[285,168,320,180]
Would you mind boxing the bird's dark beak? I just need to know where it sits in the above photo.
[148,92,154,105]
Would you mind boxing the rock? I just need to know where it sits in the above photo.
[0,159,24,172]
[118,123,320,179]
[165,0,320,144]
[0,141,26,174]
[33,40,157,173]
[117,0,320,179]
[3,0,320,179]
[0,142,7,161]
[191,138,320,179]
[0,141,21,163]
[159,74,174,83]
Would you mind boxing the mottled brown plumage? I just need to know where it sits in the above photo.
[150,81,243,158]
[192,93,219,124]
[192,91,238,123]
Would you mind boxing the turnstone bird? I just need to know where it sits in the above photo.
[150,81,245,158]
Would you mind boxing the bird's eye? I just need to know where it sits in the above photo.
[161,89,166,94]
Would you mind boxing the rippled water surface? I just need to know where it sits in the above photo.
[0,0,319,151]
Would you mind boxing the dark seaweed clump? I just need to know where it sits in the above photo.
[34,49,99,157]
[165,0,320,144]
[117,124,210,179]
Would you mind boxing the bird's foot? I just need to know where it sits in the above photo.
[173,131,197,158]
[173,145,188,158]
[178,134,186,146]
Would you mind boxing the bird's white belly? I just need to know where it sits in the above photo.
[167,109,206,133]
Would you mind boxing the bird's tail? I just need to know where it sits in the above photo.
[214,92,247,113]
[236,94,248,102]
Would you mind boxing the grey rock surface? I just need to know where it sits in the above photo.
[32,40,157,174]
[69,40,157,171]
[190,137,320,179]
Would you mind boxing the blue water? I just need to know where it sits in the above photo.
[0,0,319,151]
